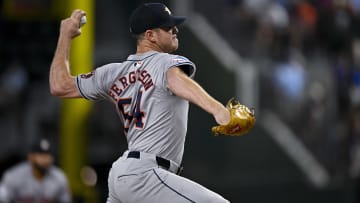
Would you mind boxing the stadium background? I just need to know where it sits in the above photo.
[1,0,360,202]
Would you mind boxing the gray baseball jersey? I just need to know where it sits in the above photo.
[0,162,71,203]
[77,51,195,165]
[77,51,229,203]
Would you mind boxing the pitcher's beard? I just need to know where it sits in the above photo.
[33,163,49,176]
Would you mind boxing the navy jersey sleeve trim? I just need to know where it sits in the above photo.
[76,76,91,100]
[168,62,196,77]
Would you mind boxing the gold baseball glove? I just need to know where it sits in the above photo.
[212,98,255,136]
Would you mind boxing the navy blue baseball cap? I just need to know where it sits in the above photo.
[29,138,51,153]
[129,3,186,34]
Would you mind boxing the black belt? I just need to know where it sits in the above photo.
[127,151,183,175]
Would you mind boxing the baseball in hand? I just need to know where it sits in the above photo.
[80,16,87,27]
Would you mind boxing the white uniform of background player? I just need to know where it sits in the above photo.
[49,2,231,203]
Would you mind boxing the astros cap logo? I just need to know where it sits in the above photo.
[40,139,50,151]
[164,6,171,15]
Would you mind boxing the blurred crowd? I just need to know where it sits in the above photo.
[207,0,360,185]
[1,0,360,193]
[0,1,61,171]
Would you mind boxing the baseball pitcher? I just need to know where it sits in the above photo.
[49,3,255,203]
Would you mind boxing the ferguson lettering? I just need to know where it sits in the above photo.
[109,70,154,101]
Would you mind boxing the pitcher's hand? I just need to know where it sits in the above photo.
[60,9,86,39]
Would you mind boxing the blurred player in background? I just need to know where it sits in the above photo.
[0,138,71,203]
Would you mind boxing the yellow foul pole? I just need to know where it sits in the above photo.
[60,0,96,202]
